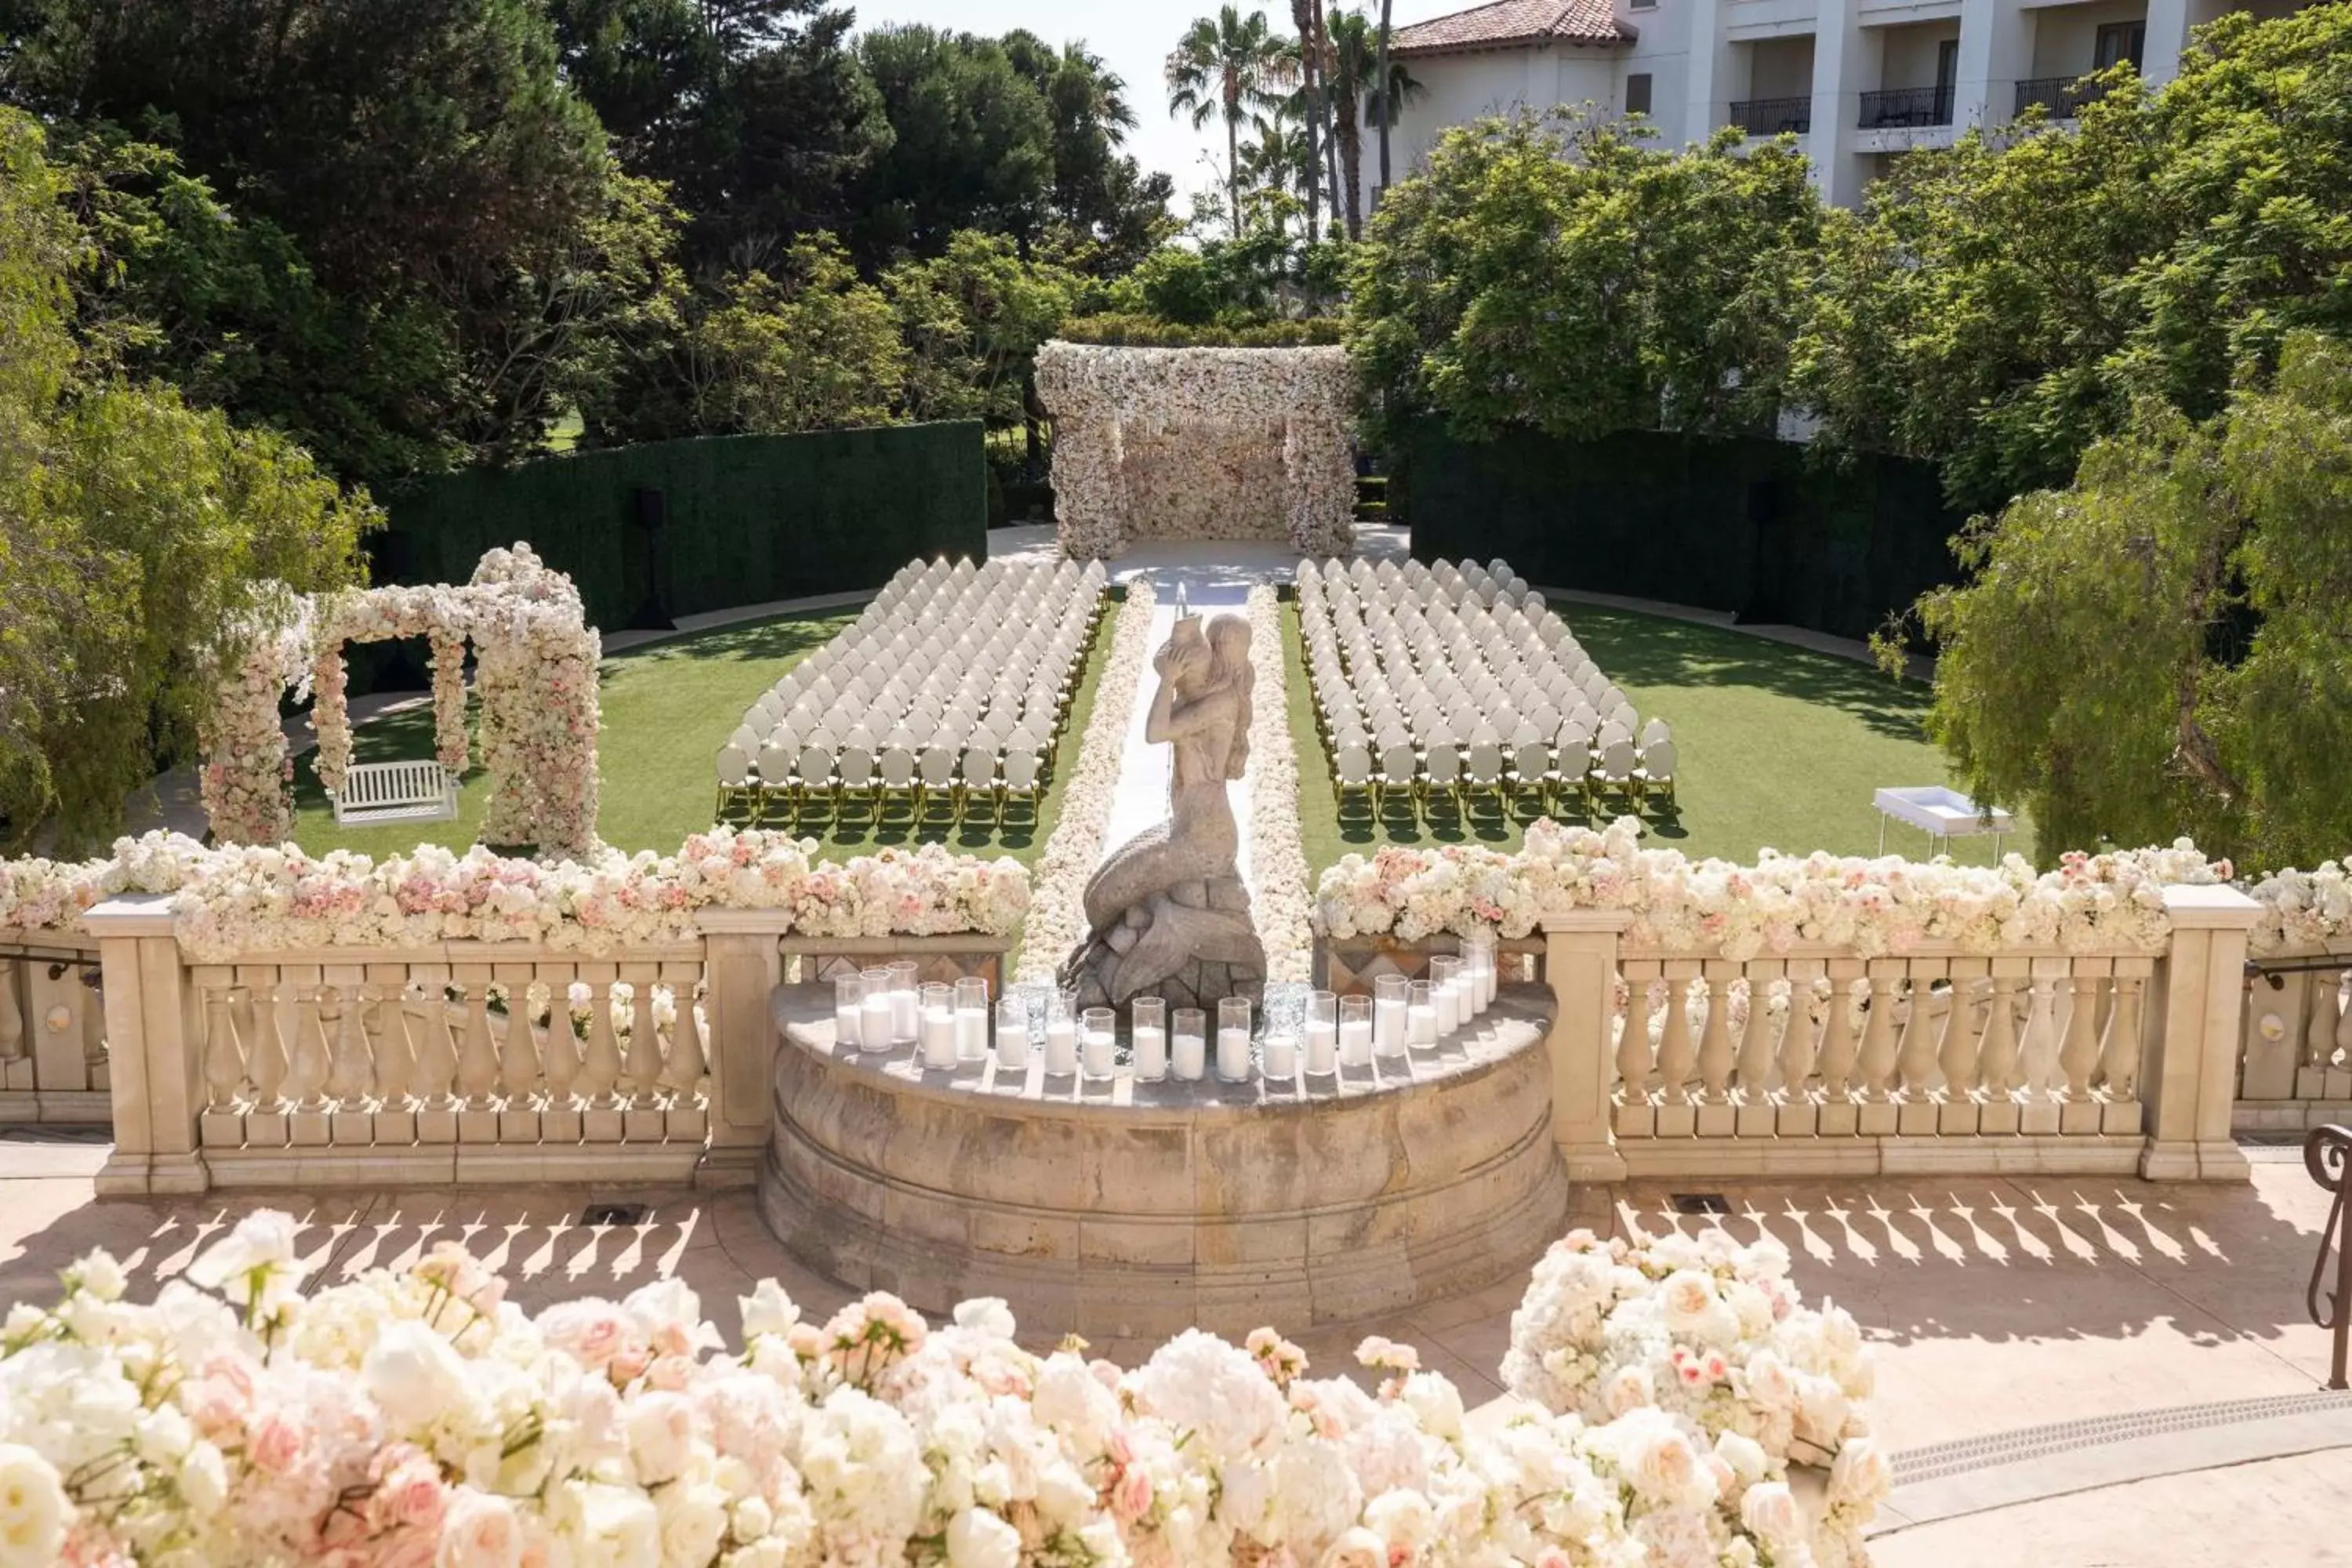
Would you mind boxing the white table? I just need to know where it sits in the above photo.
[1874,786,2015,858]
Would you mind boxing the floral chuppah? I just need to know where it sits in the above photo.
[1034,343,1357,561]
[200,545,601,859]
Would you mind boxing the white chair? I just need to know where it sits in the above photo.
[1001,747,1042,822]
[1636,739,1677,812]
[916,745,957,820]
[1594,739,1639,808]
[1462,740,1505,812]
[715,745,754,822]
[1641,717,1672,748]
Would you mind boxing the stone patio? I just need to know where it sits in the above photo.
[2,1134,2342,1557]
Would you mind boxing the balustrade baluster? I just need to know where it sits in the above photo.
[79,974,103,1070]
[416,984,461,1109]
[2059,973,2103,1098]
[2019,971,2060,1098]
[1936,975,1984,1098]
[500,985,542,1104]
[1614,969,1657,1105]
[2304,975,2337,1069]
[201,989,244,1109]
[2336,974,2352,1069]
[1851,974,1897,1100]
[0,964,23,1061]
[368,989,415,1104]
[662,978,708,1096]
[622,978,663,1102]
[1895,975,1939,1095]
[539,980,580,1105]
[1656,975,1698,1106]
[248,982,291,1108]
[579,980,624,1107]
[325,986,372,1103]
[1735,975,1779,1098]
[457,984,499,1107]
[1695,970,1734,1105]
[1978,976,2022,1096]
[288,985,332,1110]
[2100,975,2146,1098]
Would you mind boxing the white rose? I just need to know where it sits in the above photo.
[738,1279,800,1339]
[658,1483,729,1567]
[178,1442,227,1516]
[1034,1461,1095,1526]
[185,1210,300,1291]
[74,1250,127,1302]
[946,1506,1022,1568]
[951,1298,1016,1338]
[1740,1480,1804,1542]
[1658,1269,1725,1338]
[438,1490,524,1568]
[1399,1371,1465,1439]
[136,1403,193,1465]
[1744,1349,1796,1409]
[626,1391,695,1485]
[1795,1375,1849,1447]
[1363,1488,1436,1555]
[1828,1437,1892,1508]
[1602,1365,1655,1418]
[1715,1430,1769,1486]
[365,1319,477,1433]
[0,1443,67,1568]
[731,1496,774,1541]
[1319,1526,1388,1568]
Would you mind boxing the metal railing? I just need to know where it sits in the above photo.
[1729,96,1812,136]
[1858,84,1955,129]
[2013,75,2105,119]
[2311,1124,2351,1390]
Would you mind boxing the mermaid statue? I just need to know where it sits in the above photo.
[1061,610,1266,1011]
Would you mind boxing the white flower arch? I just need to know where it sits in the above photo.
[1033,343,1358,560]
[199,544,601,858]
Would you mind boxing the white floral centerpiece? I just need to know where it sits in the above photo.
[0,1209,1883,1566]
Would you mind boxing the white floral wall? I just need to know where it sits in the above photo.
[1034,343,1358,560]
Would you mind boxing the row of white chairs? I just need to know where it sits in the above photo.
[1296,557,1677,815]
[716,557,1106,824]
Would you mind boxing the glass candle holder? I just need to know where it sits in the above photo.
[887,959,920,1044]
[1406,978,1438,1047]
[1431,955,1463,1036]
[1172,1007,1208,1081]
[834,971,864,1050]
[1216,996,1253,1083]
[1081,1007,1117,1080]
[1466,932,1497,1012]
[1044,989,1079,1075]
[955,977,990,1059]
[1373,975,1409,1055]
[995,994,1031,1071]
[1131,996,1168,1083]
[859,967,895,1055]
[1305,990,1338,1074]
[919,982,957,1069]
[1262,1024,1298,1081]
[1338,994,1374,1067]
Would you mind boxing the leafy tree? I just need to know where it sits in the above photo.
[1166,6,1295,239]
[851,27,1057,263]
[2,0,615,476]
[1910,333,2352,869]
[0,109,372,848]
[1793,3,2352,514]
[884,232,1078,426]
[1323,7,1421,239]
[999,33,1176,277]
[1349,111,1822,447]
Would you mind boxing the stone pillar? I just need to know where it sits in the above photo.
[1543,912,1634,1181]
[85,895,209,1195]
[1955,0,2035,132]
[2140,884,2259,1181]
[695,912,786,1188]
[2140,0,2194,89]
[1808,0,1875,209]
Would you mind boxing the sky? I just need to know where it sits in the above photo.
[844,0,1468,212]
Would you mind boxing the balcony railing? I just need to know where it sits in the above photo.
[2013,75,2107,119]
[1858,84,1955,129]
[1729,96,1812,136]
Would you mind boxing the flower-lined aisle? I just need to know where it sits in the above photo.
[1017,582,1159,983]
[1317,818,2238,958]
[0,1210,1882,1567]
[1243,585,1313,984]
[0,829,1028,960]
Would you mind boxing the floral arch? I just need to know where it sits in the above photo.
[1033,343,1358,560]
[200,545,601,858]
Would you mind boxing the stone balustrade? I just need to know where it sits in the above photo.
[2237,942,2352,1134]
[0,938,111,1126]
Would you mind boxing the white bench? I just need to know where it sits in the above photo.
[331,759,459,826]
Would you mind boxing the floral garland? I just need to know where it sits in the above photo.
[430,630,471,774]
[1243,586,1314,984]
[198,603,312,848]
[310,644,354,800]
[2245,861,2352,953]
[1017,581,1158,983]
[1034,343,1357,561]
[1316,818,2235,959]
[0,1209,1878,1568]
[0,829,1029,960]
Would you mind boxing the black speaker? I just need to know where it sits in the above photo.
[627,484,676,631]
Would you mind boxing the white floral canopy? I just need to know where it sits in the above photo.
[201,545,601,858]
[1033,343,1359,560]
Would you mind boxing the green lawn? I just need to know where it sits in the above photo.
[1284,601,2032,873]
[291,604,1110,865]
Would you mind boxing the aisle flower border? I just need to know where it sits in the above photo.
[1243,585,1313,984]
[0,828,1029,960]
[201,545,601,860]
[0,1207,1881,1568]
[1018,581,1158,983]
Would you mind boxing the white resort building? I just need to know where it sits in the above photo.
[1372,0,2314,208]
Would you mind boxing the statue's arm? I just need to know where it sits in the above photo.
[1152,689,1235,746]
[1142,680,1180,745]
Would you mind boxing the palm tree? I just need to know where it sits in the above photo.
[1167,7,1296,237]
[1325,7,1424,238]
[1376,0,1396,191]
[1239,109,1317,223]
[1288,0,1326,241]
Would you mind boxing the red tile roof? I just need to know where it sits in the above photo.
[1390,0,1631,55]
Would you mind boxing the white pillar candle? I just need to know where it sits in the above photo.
[920,1004,957,1069]
[1406,1000,1437,1047]
[996,1016,1031,1071]
[1173,1025,1207,1081]
[890,984,918,1044]
[1372,997,1406,1055]
[1044,1014,1078,1075]
[1216,1026,1252,1083]
[1263,1030,1298,1080]
[1434,978,1461,1036]
[835,996,862,1049]
[1082,1024,1116,1079]
[1132,1025,1167,1082]
[1338,1017,1373,1066]
[1305,1017,1337,1075]
[1478,953,1497,1011]
[956,1006,989,1059]
[861,992,894,1054]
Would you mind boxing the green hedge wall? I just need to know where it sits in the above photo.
[372,422,986,631]
[1396,424,1962,644]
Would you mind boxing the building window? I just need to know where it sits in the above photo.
[2094,20,2146,69]
[1625,73,1653,114]
[1629,0,1657,11]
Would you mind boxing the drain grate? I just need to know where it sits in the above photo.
[580,1203,649,1227]
[1671,1192,1731,1215]
[0,1124,113,1145]
[1889,1390,2352,1486]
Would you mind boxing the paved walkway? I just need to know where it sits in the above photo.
[2,1136,2339,1557]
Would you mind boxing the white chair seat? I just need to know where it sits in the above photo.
[333,760,459,826]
